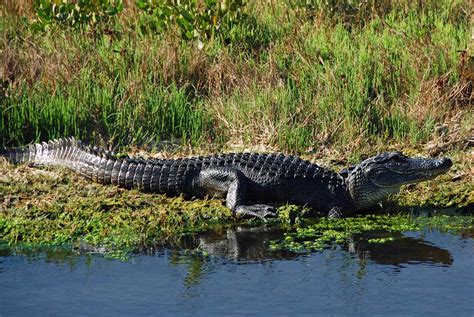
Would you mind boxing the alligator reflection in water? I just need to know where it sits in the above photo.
[189,226,297,262]
[353,234,453,266]
[188,226,453,266]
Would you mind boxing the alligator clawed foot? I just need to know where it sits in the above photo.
[328,207,343,219]
[235,204,277,221]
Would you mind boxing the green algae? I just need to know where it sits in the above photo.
[269,214,474,253]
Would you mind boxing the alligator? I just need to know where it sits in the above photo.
[1,138,452,218]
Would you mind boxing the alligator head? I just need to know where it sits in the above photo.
[345,152,452,210]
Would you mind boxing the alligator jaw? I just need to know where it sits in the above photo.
[369,156,452,188]
[347,152,453,211]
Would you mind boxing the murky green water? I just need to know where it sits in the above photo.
[1,227,473,316]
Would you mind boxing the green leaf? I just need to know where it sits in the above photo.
[180,9,194,22]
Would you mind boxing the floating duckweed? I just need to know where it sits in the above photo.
[270,215,474,252]
[367,237,395,244]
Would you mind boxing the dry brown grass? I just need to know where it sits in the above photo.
[1,0,472,158]
[1,0,35,17]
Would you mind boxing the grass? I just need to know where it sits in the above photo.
[0,0,472,154]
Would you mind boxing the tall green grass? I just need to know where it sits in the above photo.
[2,83,209,147]
[0,0,470,154]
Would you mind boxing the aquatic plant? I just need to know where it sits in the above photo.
[269,214,474,253]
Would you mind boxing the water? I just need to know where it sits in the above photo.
[1,227,473,316]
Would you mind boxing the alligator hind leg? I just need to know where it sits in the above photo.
[196,168,276,219]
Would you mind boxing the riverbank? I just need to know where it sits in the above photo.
[1,0,472,257]
[1,145,472,258]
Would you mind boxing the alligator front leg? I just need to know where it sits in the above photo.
[196,168,276,219]
[234,204,277,219]
[328,207,343,218]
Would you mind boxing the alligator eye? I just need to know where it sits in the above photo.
[395,156,407,163]
[390,153,405,162]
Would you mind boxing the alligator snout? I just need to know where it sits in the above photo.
[437,157,452,169]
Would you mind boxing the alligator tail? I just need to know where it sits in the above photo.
[4,138,82,163]
[1,138,129,187]
[1,143,28,164]
[1,138,187,194]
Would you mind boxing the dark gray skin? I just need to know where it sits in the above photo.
[1,138,453,218]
